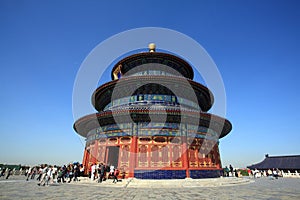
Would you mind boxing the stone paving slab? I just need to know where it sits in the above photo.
[125,177,253,188]
[64,176,253,188]
[0,176,300,199]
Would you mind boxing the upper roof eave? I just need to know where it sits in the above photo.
[111,52,194,80]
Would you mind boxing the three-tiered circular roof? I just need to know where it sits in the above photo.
[74,46,232,139]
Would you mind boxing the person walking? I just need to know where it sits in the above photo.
[73,163,80,182]
[31,167,37,180]
[37,165,48,186]
[105,164,111,180]
[26,167,32,181]
[45,166,53,185]
[5,169,13,179]
[224,166,229,177]
[36,166,43,181]
[112,168,119,184]
[109,165,115,178]
[79,164,84,177]
[0,167,6,177]
[67,164,74,183]
[229,164,234,177]
[97,163,105,183]
[91,163,96,181]
[57,166,66,183]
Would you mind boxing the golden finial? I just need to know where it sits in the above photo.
[148,43,156,52]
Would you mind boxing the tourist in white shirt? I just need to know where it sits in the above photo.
[91,163,96,181]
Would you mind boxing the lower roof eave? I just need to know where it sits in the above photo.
[74,109,232,139]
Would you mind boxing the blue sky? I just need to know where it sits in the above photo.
[0,0,299,168]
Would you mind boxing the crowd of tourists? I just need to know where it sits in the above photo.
[89,163,121,184]
[249,168,282,179]
[25,162,85,186]
[0,162,85,186]
[0,167,13,179]
[223,164,238,177]
[222,164,283,179]
[1,162,122,186]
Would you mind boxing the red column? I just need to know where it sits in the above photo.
[82,148,90,175]
[94,140,99,163]
[82,148,87,166]
[182,136,190,178]
[215,144,221,169]
[90,143,97,164]
[129,136,137,177]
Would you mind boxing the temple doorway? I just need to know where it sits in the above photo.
[105,146,120,167]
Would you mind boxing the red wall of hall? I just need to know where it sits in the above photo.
[83,136,221,178]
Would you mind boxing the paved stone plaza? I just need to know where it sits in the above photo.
[1,176,299,199]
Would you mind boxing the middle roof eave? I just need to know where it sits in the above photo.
[92,76,214,112]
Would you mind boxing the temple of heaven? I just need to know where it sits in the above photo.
[73,43,232,179]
